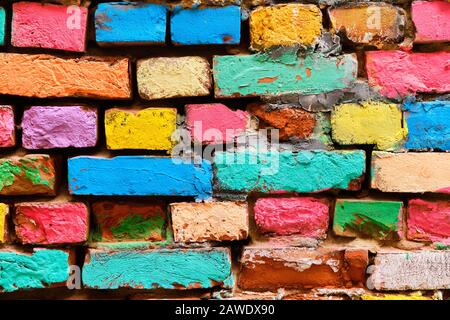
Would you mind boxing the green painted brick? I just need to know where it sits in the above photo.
[213,48,357,97]
[0,8,5,46]
[333,200,403,240]
[214,150,365,193]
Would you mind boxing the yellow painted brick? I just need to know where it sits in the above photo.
[0,203,8,243]
[105,107,177,151]
[331,101,406,150]
[249,4,322,51]
[361,292,434,300]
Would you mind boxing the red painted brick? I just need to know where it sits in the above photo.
[412,1,450,43]
[0,106,15,148]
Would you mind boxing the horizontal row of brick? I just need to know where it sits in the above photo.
[1,198,449,245]
[1,2,448,50]
[0,49,448,100]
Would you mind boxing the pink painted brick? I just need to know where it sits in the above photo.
[412,1,450,43]
[254,197,329,238]
[22,106,97,149]
[12,2,88,52]
[185,103,249,144]
[366,51,450,98]
[14,202,89,245]
[407,199,450,245]
[0,106,14,147]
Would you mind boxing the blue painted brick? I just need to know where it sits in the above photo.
[95,2,167,45]
[171,5,241,45]
[404,100,450,151]
[0,8,5,46]
[68,156,212,200]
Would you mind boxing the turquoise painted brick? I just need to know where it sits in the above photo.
[213,48,357,97]
[0,8,5,46]
[95,2,167,45]
[214,150,366,193]
[82,247,233,289]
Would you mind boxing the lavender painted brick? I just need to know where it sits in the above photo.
[22,106,97,149]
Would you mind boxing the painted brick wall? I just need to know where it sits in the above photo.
[0,0,449,300]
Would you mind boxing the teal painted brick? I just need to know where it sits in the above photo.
[0,8,5,46]
[214,150,366,193]
[82,247,233,289]
[213,48,357,97]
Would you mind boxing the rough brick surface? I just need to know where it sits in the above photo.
[371,152,450,193]
[170,201,248,242]
[83,247,233,289]
[0,203,8,243]
[105,107,176,151]
[14,202,89,245]
[0,106,15,148]
[0,155,56,196]
[214,150,365,193]
[214,49,357,97]
[0,248,72,292]
[412,1,450,43]
[254,197,329,238]
[331,101,405,150]
[249,4,322,50]
[22,106,97,149]
[185,103,249,144]
[0,53,131,99]
[407,199,450,244]
[366,51,450,99]
[91,201,167,242]
[137,56,211,100]
[239,247,368,290]
[95,2,167,45]
[329,3,405,46]
[12,2,88,52]
[367,251,450,290]
[171,6,241,45]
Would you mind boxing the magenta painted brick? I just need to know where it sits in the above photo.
[366,51,450,98]
[22,106,97,149]
[12,2,88,52]
[0,106,14,148]
[412,1,450,43]
[14,202,89,245]
[185,103,249,144]
[254,197,329,238]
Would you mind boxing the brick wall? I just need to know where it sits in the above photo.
[0,0,449,300]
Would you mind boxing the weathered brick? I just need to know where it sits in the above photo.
[214,150,365,193]
[0,8,5,46]
[185,103,249,144]
[213,49,357,97]
[68,156,212,200]
[412,1,450,43]
[105,107,176,151]
[361,292,436,300]
[12,2,88,52]
[137,56,211,100]
[407,199,450,244]
[367,251,450,290]
[0,155,56,196]
[371,152,450,193]
[238,247,368,290]
[95,2,167,45]
[329,3,405,46]
[91,201,167,242]
[333,199,403,240]
[83,247,232,289]
[254,197,329,238]
[22,106,97,149]
[170,201,248,242]
[0,248,73,292]
[366,51,450,99]
[0,106,15,148]
[249,4,322,50]
[331,101,405,150]
[171,5,240,45]
[0,53,131,99]
[0,203,8,243]
[14,202,88,245]
[404,100,450,151]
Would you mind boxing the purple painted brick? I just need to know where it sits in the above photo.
[22,106,97,149]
